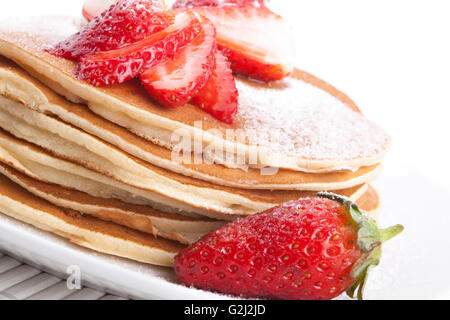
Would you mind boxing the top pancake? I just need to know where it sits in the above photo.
[0,16,390,172]
[0,56,380,190]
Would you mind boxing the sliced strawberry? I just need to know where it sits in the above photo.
[172,0,265,9]
[48,0,173,60]
[191,50,238,124]
[82,0,118,21]
[76,12,203,86]
[218,43,287,82]
[189,6,295,82]
[140,18,216,108]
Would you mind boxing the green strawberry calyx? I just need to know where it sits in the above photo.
[318,192,404,300]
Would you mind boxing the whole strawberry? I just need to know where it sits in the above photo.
[174,193,403,300]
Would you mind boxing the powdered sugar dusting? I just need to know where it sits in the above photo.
[236,77,390,160]
[0,16,82,50]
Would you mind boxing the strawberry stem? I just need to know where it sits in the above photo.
[379,225,404,243]
[317,192,404,300]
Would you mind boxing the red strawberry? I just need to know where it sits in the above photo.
[82,0,118,21]
[191,50,238,124]
[76,12,203,86]
[140,17,216,108]
[175,193,403,300]
[48,0,173,60]
[218,43,289,83]
[172,0,265,9]
[186,6,295,82]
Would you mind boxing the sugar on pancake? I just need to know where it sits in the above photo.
[0,57,382,190]
[0,16,390,173]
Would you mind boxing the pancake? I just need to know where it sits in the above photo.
[0,162,225,245]
[0,16,390,173]
[0,57,382,190]
[356,184,380,219]
[0,126,370,220]
[0,172,185,267]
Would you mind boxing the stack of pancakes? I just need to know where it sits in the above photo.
[0,17,390,267]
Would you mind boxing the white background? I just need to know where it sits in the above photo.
[1,0,450,299]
